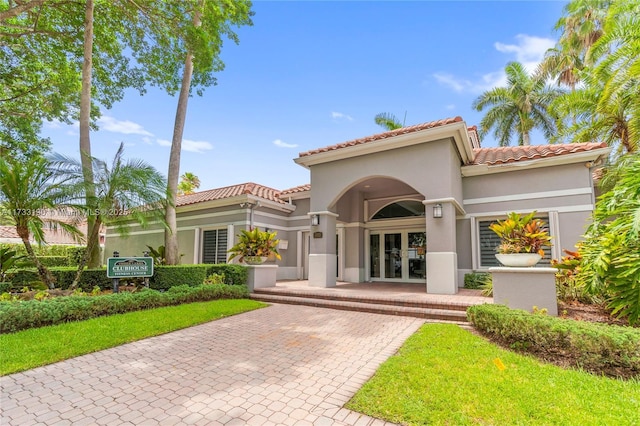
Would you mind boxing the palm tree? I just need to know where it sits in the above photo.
[537,35,585,91]
[374,112,406,131]
[177,172,201,195]
[472,62,563,146]
[49,142,169,288]
[551,69,637,156]
[0,156,83,288]
[555,0,610,55]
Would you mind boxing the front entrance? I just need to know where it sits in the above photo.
[369,230,426,282]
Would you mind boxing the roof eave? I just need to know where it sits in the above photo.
[295,121,474,168]
[461,147,612,177]
[177,194,296,214]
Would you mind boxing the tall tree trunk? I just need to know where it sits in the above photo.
[16,226,56,289]
[164,52,193,265]
[71,217,102,289]
[79,0,100,268]
[522,131,531,146]
[165,5,201,265]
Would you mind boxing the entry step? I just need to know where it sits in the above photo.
[250,293,469,324]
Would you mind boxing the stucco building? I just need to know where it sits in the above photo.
[105,116,609,294]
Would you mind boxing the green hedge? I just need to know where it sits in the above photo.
[0,284,250,333]
[150,265,209,290]
[66,247,87,266]
[4,264,247,291]
[464,272,490,289]
[205,264,248,286]
[5,268,111,291]
[38,256,70,267]
[467,304,640,378]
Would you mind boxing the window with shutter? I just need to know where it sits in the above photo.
[202,229,228,264]
[478,218,551,268]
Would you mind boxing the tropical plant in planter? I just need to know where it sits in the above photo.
[228,228,281,264]
[489,211,552,266]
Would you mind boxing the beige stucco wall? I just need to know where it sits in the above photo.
[309,139,462,212]
[459,162,596,273]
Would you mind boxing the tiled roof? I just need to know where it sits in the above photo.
[298,116,465,157]
[280,184,311,195]
[177,182,287,207]
[0,225,87,245]
[471,142,608,166]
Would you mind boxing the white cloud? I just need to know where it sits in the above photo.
[494,34,556,67]
[156,139,172,147]
[44,119,63,129]
[331,111,354,121]
[97,115,153,136]
[273,139,298,148]
[141,136,153,145]
[182,139,213,153]
[434,34,556,93]
[433,73,471,93]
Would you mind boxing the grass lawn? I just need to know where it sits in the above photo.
[347,324,640,426]
[0,299,266,376]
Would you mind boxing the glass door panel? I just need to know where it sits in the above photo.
[370,234,380,278]
[384,233,403,279]
[408,232,426,279]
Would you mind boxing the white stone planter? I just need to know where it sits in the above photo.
[246,264,277,292]
[489,267,558,316]
[495,253,541,267]
[243,256,268,265]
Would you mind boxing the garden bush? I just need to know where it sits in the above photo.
[66,246,87,266]
[38,256,70,267]
[205,264,247,285]
[0,284,250,333]
[150,265,209,290]
[464,272,490,289]
[467,304,640,378]
[5,267,111,290]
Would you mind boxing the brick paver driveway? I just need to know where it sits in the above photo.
[1,304,425,425]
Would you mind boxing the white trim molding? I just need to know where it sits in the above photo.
[463,187,593,206]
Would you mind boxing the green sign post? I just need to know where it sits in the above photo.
[107,255,153,293]
[107,257,154,278]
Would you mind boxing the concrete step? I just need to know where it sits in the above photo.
[251,293,469,324]
[252,287,470,311]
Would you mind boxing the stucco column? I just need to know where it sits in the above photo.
[424,200,458,294]
[307,211,338,287]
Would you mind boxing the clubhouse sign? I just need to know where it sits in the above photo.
[107,257,154,278]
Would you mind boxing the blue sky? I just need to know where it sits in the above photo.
[42,1,567,192]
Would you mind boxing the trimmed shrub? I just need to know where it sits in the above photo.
[464,272,490,289]
[467,304,640,378]
[38,256,69,267]
[205,264,247,285]
[5,270,40,285]
[150,265,209,290]
[0,284,250,333]
[66,247,87,266]
[0,282,11,293]
[50,267,111,291]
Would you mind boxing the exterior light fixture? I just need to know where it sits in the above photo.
[311,214,320,226]
[433,203,443,219]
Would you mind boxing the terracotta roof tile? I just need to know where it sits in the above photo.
[298,116,465,157]
[177,182,287,207]
[280,184,311,195]
[471,142,608,166]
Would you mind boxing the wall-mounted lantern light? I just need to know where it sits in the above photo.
[433,203,443,219]
[311,214,320,226]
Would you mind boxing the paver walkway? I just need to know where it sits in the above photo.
[1,304,425,425]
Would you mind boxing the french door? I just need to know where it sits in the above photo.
[369,230,426,282]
